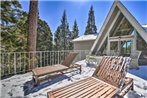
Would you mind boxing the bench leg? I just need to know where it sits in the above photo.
[33,76,39,86]
[131,82,134,91]
[79,66,82,74]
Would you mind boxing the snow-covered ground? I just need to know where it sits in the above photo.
[1,60,147,98]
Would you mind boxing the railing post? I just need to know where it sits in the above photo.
[28,52,30,70]
[53,51,54,65]
[33,52,34,68]
[23,53,25,72]
[8,53,10,75]
[80,50,82,61]
[44,51,45,66]
[47,51,48,65]
[58,51,59,64]
[40,51,42,67]
[1,53,3,76]
[20,52,21,72]
[14,52,16,74]
[49,51,51,65]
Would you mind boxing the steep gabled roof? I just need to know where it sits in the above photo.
[90,1,147,54]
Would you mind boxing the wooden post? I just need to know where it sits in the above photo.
[40,52,42,67]
[14,53,16,74]
[118,37,121,56]
[126,41,128,54]
[107,33,110,56]
[58,51,60,64]
[132,30,137,52]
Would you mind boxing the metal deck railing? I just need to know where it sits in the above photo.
[0,50,89,76]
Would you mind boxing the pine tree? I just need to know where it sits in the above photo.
[1,1,28,52]
[1,0,22,26]
[1,12,28,52]
[69,20,79,49]
[72,20,79,39]
[1,0,53,52]
[54,26,61,50]
[84,5,97,35]
[54,10,71,50]
[37,19,53,51]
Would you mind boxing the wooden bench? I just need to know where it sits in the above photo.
[47,56,133,98]
[32,52,81,85]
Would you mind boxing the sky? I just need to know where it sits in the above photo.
[20,0,147,36]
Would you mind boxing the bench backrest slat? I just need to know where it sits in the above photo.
[62,52,78,67]
[93,56,131,87]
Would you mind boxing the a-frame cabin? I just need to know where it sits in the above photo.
[90,1,147,64]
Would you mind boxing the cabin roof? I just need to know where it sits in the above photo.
[72,34,97,42]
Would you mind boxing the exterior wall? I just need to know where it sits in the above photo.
[73,40,95,50]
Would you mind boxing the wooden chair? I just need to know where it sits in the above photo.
[47,56,133,98]
[32,52,81,85]
[129,50,142,69]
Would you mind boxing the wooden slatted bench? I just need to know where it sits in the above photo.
[48,77,118,98]
[47,56,133,98]
[47,77,133,98]
[32,52,81,85]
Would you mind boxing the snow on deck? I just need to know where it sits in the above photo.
[1,60,147,98]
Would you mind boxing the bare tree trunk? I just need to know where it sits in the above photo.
[28,0,38,69]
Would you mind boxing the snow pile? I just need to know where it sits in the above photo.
[1,60,147,98]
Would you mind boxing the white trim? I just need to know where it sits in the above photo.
[97,11,121,52]
[117,2,147,43]
[90,2,118,55]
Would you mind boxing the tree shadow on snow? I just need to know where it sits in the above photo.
[86,63,96,68]
[23,75,70,96]
[127,91,144,98]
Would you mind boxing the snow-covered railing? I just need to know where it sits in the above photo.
[95,50,141,57]
[0,50,89,77]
